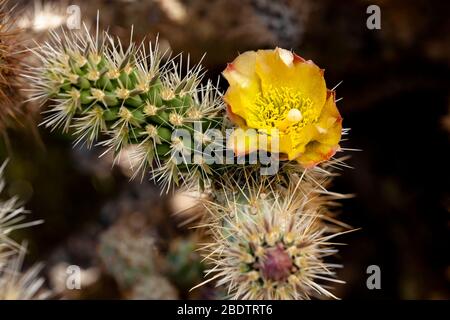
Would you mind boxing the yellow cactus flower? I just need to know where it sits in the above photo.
[223,48,342,167]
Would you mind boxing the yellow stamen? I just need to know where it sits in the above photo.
[253,87,317,131]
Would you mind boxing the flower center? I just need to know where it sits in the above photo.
[252,86,319,130]
[259,245,293,282]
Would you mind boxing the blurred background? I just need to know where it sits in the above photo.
[1,0,449,299]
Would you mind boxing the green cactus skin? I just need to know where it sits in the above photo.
[29,27,225,192]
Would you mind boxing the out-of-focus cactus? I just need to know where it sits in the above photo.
[98,225,159,289]
[0,246,49,300]
[17,0,68,33]
[0,1,27,133]
[98,224,179,299]
[0,160,43,257]
[0,160,47,300]
[85,0,311,69]
[249,0,308,48]
[129,275,178,299]
[166,236,205,290]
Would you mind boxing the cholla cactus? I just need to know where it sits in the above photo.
[28,19,353,300]
[98,224,179,299]
[187,46,351,299]
[0,0,27,133]
[195,170,349,300]
[28,23,224,191]
[166,236,205,290]
[98,225,159,289]
[129,275,178,300]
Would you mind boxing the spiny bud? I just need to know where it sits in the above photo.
[196,176,348,300]
[259,245,293,282]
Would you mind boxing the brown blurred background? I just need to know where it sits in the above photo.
[1,0,449,299]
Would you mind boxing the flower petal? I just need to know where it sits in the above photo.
[223,85,259,123]
[255,49,327,112]
[281,124,317,160]
[296,142,339,168]
[314,91,342,145]
[226,104,248,128]
[222,51,258,88]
